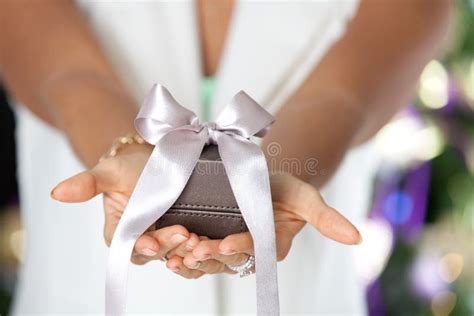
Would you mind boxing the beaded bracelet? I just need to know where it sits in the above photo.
[99,132,146,162]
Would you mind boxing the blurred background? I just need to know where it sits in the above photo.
[0,1,472,315]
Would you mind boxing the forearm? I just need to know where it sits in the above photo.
[0,0,137,167]
[263,0,453,185]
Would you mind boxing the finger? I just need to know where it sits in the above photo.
[102,192,129,246]
[274,226,294,261]
[218,231,292,263]
[148,225,190,258]
[182,251,232,274]
[218,232,254,256]
[106,191,129,208]
[133,234,160,258]
[300,187,361,245]
[166,233,200,259]
[130,228,173,265]
[191,239,219,261]
[273,174,361,245]
[311,205,361,245]
[130,226,189,263]
[51,170,99,202]
[191,239,249,266]
[166,256,205,279]
[51,158,120,202]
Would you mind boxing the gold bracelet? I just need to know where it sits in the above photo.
[99,132,146,162]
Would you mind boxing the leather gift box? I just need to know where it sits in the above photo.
[155,145,248,239]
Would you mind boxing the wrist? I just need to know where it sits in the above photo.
[118,143,154,156]
[100,133,153,162]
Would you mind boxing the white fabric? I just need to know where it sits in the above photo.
[12,0,377,314]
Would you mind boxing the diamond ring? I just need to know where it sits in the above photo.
[226,255,255,277]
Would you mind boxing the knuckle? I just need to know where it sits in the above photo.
[174,249,186,258]
[183,261,195,269]
[226,234,240,244]
[200,243,213,253]
[169,224,188,236]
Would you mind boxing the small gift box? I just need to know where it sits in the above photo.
[156,144,248,239]
[107,85,279,315]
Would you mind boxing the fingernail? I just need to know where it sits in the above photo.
[185,243,195,251]
[171,234,188,244]
[197,254,211,261]
[50,186,58,200]
[140,248,157,256]
[356,234,363,245]
[219,249,236,256]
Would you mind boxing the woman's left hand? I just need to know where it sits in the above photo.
[164,172,362,279]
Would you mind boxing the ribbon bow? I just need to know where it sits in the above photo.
[106,84,279,315]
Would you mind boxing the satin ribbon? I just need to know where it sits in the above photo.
[106,84,279,315]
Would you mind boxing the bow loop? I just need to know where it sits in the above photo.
[215,91,275,138]
[135,84,199,145]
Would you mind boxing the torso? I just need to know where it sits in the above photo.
[197,0,234,76]
[14,1,370,313]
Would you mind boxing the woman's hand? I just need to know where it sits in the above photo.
[50,144,191,264]
[165,172,362,279]
[51,144,361,278]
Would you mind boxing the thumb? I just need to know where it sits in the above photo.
[272,173,362,245]
[51,160,117,203]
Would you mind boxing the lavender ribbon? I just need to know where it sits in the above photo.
[106,84,279,315]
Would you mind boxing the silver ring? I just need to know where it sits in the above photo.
[226,255,255,277]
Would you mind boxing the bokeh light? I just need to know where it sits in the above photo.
[431,290,457,316]
[383,191,413,225]
[9,229,26,262]
[418,60,449,109]
[459,59,474,107]
[466,142,474,173]
[375,116,445,166]
[410,253,447,300]
[353,219,393,284]
[412,125,445,161]
[438,252,464,283]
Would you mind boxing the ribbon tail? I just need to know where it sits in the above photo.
[216,133,280,315]
[106,129,206,316]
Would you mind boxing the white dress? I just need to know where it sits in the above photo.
[12,1,378,314]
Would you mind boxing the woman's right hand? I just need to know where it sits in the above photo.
[50,144,191,265]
